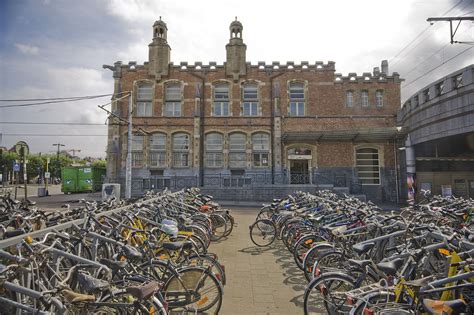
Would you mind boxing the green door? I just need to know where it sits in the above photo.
[61,167,78,193]
[78,167,93,192]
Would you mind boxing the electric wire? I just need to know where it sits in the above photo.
[0,122,107,126]
[1,134,108,137]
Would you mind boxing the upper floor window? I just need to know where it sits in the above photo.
[252,133,269,167]
[229,133,246,168]
[205,133,224,168]
[165,83,182,117]
[346,91,354,107]
[356,148,380,185]
[172,133,190,167]
[423,89,430,103]
[242,83,259,116]
[361,90,369,107]
[413,95,419,107]
[136,84,153,117]
[435,81,444,96]
[149,133,166,168]
[289,82,305,116]
[453,74,463,89]
[375,90,383,107]
[213,83,230,116]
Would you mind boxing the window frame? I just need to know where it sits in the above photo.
[205,133,224,168]
[172,133,190,168]
[355,148,380,185]
[229,133,247,169]
[361,90,369,107]
[131,134,144,168]
[149,133,167,168]
[346,90,354,108]
[288,82,305,116]
[164,83,182,117]
[375,90,383,107]
[213,83,230,116]
[241,83,259,116]
[252,133,270,167]
[136,84,153,117]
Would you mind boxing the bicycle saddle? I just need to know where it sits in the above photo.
[123,245,143,260]
[422,298,466,315]
[125,281,161,300]
[99,258,127,271]
[352,242,375,256]
[162,241,193,251]
[376,258,405,276]
[77,272,109,293]
[348,259,372,269]
[62,289,95,303]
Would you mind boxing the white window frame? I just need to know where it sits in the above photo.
[346,91,354,108]
[242,84,259,116]
[213,84,230,116]
[165,83,182,117]
[131,135,144,168]
[361,90,369,107]
[136,84,153,117]
[252,133,270,167]
[206,133,223,168]
[229,133,247,168]
[289,82,305,116]
[149,133,166,168]
[172,133,190,167]
[165,102,182,117]
[375,90,383,107]
[356,148,380,185]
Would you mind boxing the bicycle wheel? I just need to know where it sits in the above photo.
[249,219,276,247]
[210,214,227,241]
[95,289,166,314]
[293,234,325,270]
[304,272,357,315]
[303,244,334,282]
[163,266,222,314]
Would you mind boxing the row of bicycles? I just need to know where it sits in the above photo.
[0,188,234,314]
[249,190,474,314]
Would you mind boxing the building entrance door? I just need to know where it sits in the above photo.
[290,160,310,184]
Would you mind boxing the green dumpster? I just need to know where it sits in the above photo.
[61,166,106,193]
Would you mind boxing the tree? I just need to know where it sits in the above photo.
[92,159,107,168]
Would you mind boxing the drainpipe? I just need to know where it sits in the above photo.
[188,72,206,187]
[270,72,285,184]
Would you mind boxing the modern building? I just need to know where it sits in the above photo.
[398,64,474,199]
[103,18,403,202]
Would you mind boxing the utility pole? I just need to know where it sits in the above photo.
[52,143,65,181]
[125,92,133,199]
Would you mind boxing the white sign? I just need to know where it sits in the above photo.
[288,155,312,160]
[23,173,27,181]
[45,172,51,179]
[83,168,91,173]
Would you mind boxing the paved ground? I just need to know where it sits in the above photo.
[210,208,310,315]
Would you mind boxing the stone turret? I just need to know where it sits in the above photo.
[148,17,170,80]
[225,17,247,81]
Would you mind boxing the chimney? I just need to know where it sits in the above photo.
[381,60,388,75]
[373,67,380,76]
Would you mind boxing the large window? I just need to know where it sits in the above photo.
[346,91,354,107]
[453,74,463,89]
[289,82,305,116]
[229,133,246,168]
[136,84,153,117]
[165,83,182,117]
[206,133,223,167]
[131,135,144,168]
[361,90,369,107]
[213,83,230,116]
[252,133,269,167]
[356,148,380,185]
[375,90,383,107]
[149,133,166,168]
[435,81,444,96]
[172,133,190,167]
[242,83,259,116]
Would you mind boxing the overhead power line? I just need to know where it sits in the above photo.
[2,134,108,137]
[402,45,474,88]
[0,121,107,126]
[0,91,130,108]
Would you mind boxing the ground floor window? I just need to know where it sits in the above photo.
[253,153,269,167]
[172,152,189,167]
[229,152,246,168]
[149,151,166,167]
[206,152,223,167]
[356,148,380,184]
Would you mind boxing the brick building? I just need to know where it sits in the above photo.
[103,18,403,202]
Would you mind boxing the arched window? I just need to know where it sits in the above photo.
[213,83,230,116]
[131,135,144,167]
[229,133,246,168]
[136,84,153,117]
[356,148,380,185]
[165,83,182,117]
[361,90,369,107]
[242,83,259,116]
[252,133,269,167]
[376,90,384,107]
[206,133,224,167]
[289,82,305,116]
[149,133,166,168]
[172,133,190,167]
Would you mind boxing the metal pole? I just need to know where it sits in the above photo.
[45,158,49,195]
[23,150,27,200]
[125,91,133,199]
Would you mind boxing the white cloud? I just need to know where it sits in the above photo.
[15,43,39,55]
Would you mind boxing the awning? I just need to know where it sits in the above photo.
[282,127,404,142]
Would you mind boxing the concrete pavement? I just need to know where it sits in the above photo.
[209,208,315,315]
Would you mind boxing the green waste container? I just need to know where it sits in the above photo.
[61,166,106,193]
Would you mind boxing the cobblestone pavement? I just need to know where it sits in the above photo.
[210,208,317,315]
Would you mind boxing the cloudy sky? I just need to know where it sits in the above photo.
[1,0,473,157]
